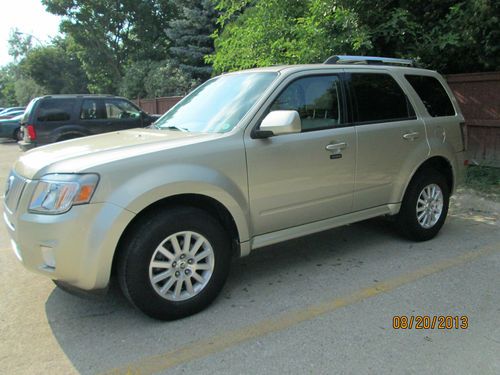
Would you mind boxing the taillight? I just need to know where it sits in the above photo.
[459,121,467,151]
[26,125,36,140]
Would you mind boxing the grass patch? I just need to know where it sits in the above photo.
[465,165,500,196]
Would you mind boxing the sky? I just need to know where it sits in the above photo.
[0,0,61,66]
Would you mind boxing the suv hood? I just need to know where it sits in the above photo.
[15,129,220,179]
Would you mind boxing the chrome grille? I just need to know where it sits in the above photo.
[4,171,26,214]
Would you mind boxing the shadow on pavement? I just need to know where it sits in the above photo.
[43,217,405,374]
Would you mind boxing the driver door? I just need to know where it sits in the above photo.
[244,73,356,235]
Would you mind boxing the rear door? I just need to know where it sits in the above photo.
[345,70,429,210]
[79,98,109,134]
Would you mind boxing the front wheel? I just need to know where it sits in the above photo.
[396,169,450,241]
[117,207,232,320]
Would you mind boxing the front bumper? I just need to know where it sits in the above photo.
[4,198,135,290]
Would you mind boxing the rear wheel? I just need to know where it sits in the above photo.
[13,128,22,141]
[117,206,232,320]
[396,169,450,241]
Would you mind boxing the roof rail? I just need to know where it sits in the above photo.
[324,55,416,67]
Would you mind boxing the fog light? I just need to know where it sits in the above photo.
[41,246,56,268]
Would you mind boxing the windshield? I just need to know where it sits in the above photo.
[155,72,278,133]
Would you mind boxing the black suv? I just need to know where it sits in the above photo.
[19,95,158,150]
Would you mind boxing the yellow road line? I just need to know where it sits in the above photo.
[102,243,497,375]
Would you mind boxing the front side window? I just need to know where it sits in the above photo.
[105,99,141,120]
[154,72,278,133]
[270,75,343,131]
[37,99,75,122]
[405,75,455,117]
[349,73,415,123]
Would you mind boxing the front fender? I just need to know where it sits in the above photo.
[96,163,251,243]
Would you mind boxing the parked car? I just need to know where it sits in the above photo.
[4,56,466,320]
[18,95,158,150]
[0,106,25,116]
[0,109,25,120]
[0,114,23,140]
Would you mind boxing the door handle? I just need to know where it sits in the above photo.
[326,142,347,152]
[402,131,419,141]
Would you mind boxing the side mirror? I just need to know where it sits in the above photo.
[253,110,301,139]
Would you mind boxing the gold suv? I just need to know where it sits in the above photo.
[4,56,467,320]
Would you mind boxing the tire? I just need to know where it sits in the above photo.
[396,168,450,241]
[13,128,22,141]
[117,206,232,320]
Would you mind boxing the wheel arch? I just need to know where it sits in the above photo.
[50,125,90,142]
[400,155,454,203]
[111,193,243,277]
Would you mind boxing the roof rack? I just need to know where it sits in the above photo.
[324,55,416,67]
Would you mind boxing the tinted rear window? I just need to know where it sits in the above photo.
[350,73,415,123]
[405,75,455,117]
[21,98,39,123]
[37,99,75,122]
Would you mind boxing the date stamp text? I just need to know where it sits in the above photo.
[392,315,468,330]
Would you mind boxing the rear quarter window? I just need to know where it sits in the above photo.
[21,98,39,123]
[36,99,76,122]
[405,75,455,117]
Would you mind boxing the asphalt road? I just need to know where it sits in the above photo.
[1,139,499,375]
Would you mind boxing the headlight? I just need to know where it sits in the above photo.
[29,174,99,214]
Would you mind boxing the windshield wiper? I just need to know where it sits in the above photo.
[161,125,189,132]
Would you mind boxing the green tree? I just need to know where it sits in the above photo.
[348,0,500,72]
[7,29,34,62]
[2,35,47,106]
[20,37,89,94]
[119,60,154,99]
[42,0,178,93]
[0,64,19,106]
[210,0,500,74]
[14,78,47,105]
[417,0,499,72]
[119,60,196,99]
[208,0,369,73]
[166,0,218,82]
[144,61,196,97]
